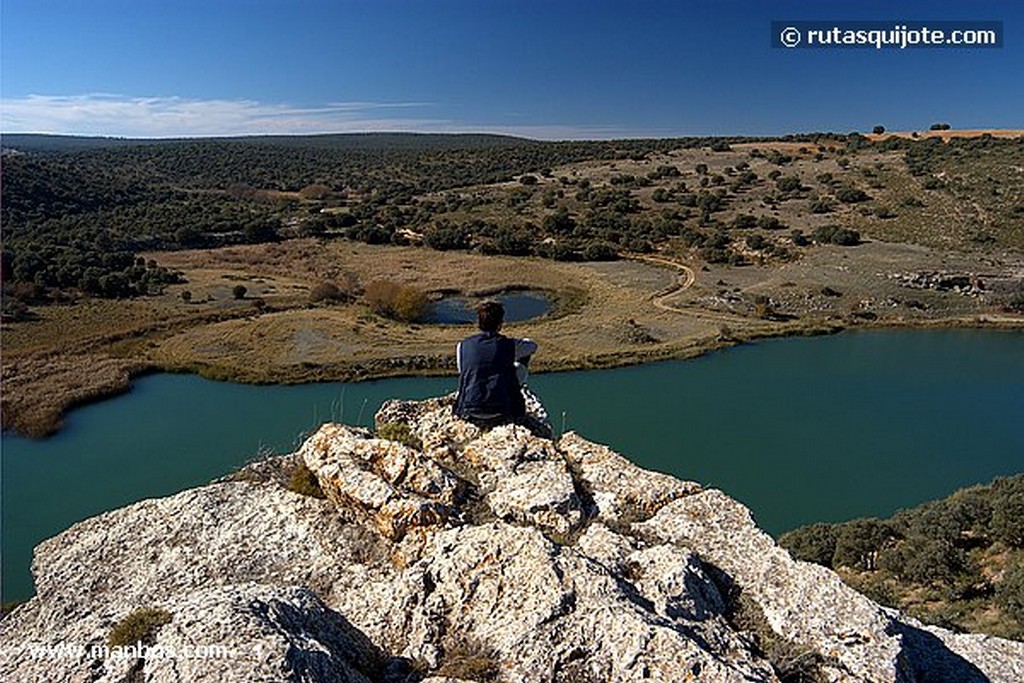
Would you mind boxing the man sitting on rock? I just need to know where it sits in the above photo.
[454,300,538,429]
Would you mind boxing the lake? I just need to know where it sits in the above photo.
[3,329,1023,602]
[423,290,552,324]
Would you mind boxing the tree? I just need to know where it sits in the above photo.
[542,209,575,235]
[582,242,618,261]
[779,523,838,567]
[833,518,892,571]
[244,218,280,244]
[873,125,886,135]
[424,222,472,251]
[232,284,247,299]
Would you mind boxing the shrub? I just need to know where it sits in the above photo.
[232,284,247,299]
[997,564,1024,626]
[581,242,618,261]
[436,636,501,681]
[836,187,870,203]
[731,214,757,229]
[813,225,860,246]
[364,280,428,322]
[537,241,578,261]
[776,175,802,193]
[745,234,768,250]
[287,461,326,498]
[991,477,1024,547]
[108,607,172,647]
[299,216,328,237]
[377,422,423,450]
[873,125,886,135]
[809,199,833,214]
[309,281,353,304]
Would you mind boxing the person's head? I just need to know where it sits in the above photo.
[476,300,504,332]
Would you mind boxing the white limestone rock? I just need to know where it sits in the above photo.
[3,394,1022,683]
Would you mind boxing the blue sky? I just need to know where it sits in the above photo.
[1,0,1020,139]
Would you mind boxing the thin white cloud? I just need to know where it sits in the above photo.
[0,94,453,138]
[0,93,636,140]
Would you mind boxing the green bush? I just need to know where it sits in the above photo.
[812,225,860,246]
[377,422,423,450]
[895,538,970,583]
[108,607,172,647]
[745,234,768,250]
[581,242,618,261]
[836,187,870,203]
[731,214,757,229]
[779,523,838,567]
[287,461,326,498]
[424,222,472,251]
[776,175,802,193]
[992,477,1024,547]
[997,564,1024,626]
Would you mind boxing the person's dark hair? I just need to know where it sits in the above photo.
[477,300,504,332]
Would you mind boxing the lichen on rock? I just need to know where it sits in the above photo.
[2,394,1022,682]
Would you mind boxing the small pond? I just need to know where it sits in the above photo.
[423,290,552,324]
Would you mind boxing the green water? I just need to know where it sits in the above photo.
[423,290,552,324]
[3,329,1023,602]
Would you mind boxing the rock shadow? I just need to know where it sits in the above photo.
[889,621,991,683]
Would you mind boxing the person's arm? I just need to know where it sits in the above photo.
[456,341,463,372]
[515,338,538,360]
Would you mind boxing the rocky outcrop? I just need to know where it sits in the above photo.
[2,394,1022,682]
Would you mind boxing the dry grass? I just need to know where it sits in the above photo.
[107,607,172,647]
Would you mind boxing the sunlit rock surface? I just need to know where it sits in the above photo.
[2,394,1021,682]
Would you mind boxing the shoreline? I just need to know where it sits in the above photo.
[5,314,1021,441]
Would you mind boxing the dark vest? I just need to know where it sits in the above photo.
[454,332,525,422]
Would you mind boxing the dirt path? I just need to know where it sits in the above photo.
[626,254,695,311]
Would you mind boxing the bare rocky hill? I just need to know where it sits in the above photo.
[2,394,1022,682]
